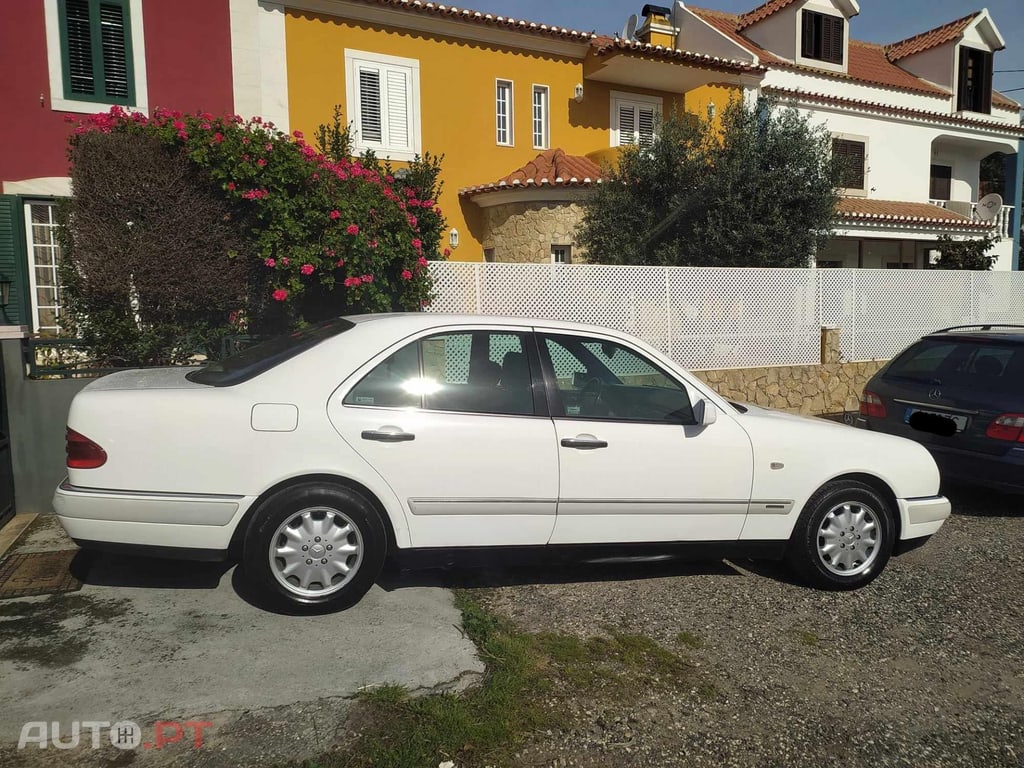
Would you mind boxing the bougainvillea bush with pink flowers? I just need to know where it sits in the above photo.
[58,106,446,365]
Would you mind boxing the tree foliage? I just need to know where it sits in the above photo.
[927,233,999,271]
[578,99,842,267]
[59,107,447,365]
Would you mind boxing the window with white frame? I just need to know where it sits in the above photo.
[25,202,65,335]
[496,80,513,146]
[345,50,421,162]
[551,245,571,264]
[44,0,148,113]
[532,85,549,150]
[611,92,661,148]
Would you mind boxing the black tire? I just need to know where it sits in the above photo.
[242,483,387,612]
[786,479,894,590]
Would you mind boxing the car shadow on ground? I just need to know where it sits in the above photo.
[943,482,1024,517]
[70,549,234,589]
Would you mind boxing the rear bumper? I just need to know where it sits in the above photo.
[53,480,255,553]
[897,495,951,541]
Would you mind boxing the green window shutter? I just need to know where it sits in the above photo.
[0,197,29,328]
[58,0,134,104]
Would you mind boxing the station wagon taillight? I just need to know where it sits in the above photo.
[986,414,1024,443]
[859,390,887,419]
[66,428,107,469]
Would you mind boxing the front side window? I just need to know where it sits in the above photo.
[541,333,694,424]
[59,0,134,104]
[496,80,513,146]
[930,165,952,201]
[25,202,65,335]
[957,47,993,114]
[345,331,536,416]
[346,50,421,161]
[833,137,866,192]
[613,95,659,148]
[801,10,844,65]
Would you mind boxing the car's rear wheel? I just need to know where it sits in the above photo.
[786,480,894,590]
[243,484,386,611]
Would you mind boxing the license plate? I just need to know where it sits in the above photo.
[904,407,968,433]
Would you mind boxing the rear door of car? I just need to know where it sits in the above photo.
[869,336,1024,458]
[329,325,559,548]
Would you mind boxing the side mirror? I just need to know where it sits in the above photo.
[693,398,718,426]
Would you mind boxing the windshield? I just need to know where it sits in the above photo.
[187,317,355,387]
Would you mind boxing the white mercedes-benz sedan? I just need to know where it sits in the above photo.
[54,314,950,610]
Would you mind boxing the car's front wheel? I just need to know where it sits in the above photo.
[786,479,894,590]
[243,483,386,611]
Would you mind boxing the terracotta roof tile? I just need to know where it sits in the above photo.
[590,36,766,73]
[736,0,801,31]
[460,149,605,196]
[885,12,981,61]
[836,198,994,229]
[347,0,596,42]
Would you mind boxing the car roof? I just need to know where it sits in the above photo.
[346,312,629,337]
[923,325,1024,344]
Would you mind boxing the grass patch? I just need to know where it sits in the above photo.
[676,631,703,650]
[793,628,820,647]
[308,595,711,768]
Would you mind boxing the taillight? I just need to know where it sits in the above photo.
[859,390,887,419]
[66,428,107,469]
[986,414,1024,442]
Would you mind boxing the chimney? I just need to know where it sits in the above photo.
[636,4,677,47]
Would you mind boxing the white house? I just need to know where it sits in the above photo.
[667,0,1023,270]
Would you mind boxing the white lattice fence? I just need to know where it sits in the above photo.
[427,263,1024,369]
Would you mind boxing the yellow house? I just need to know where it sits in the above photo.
[275,0,764,262]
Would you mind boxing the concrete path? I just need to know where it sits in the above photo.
[0,516,484,766]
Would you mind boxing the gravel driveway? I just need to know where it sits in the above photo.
[466,483,1024,768]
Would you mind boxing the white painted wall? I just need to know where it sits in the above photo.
[896,44,955,92]
[743,5,800,62]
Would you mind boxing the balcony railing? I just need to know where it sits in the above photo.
[929,199,1013,238]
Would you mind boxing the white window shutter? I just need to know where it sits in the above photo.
[385,69,410,150]
[618,104,636,145]
[359,68,383,143]
[638,108,655,148]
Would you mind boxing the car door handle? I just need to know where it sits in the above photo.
[561,435,608,450]
[361,429,415,443]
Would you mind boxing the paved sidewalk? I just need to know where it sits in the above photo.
[0,516,483,766]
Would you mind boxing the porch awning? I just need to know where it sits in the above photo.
[836,198,994,230]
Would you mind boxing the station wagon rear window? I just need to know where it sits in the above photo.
[187,318,355,386]
[884,337,1023,393]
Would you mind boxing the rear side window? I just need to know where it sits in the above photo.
[885,338,1023,392]
[187,318,355,386]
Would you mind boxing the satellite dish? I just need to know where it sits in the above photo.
[976,192,1004,222]
[622,13,639,40]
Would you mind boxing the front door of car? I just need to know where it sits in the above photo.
[537,331,754,545]
[328,327,558,548]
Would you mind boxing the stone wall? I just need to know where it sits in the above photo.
[481,200,587,263]
[694,360,887,416]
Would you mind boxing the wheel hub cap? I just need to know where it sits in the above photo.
[816,502,880,577]
[268,506,363,598]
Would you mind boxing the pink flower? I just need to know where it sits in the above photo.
[242,137,250,145]
[423,199,435,207]
[346,224,360,235]
[272,289,288,302]
[257,158,267,167]
[281,257,290,266]
[293,130,304,139]
[172,120,185,131]
[418,256,428,267]
[336,258,346,267]
[329,210,341,220]
[264,258,276,268]
[411,238,423,250]
[265,143,273,151]
[369,239,378,249]
[401,269,413,280]
[300,263,314,275]
[421,299,431,308]
[227,181,236,191]
[213,132,224,143]
[361,274,374,283]
[407,215,418,229]
[443,248,451,257]
[344,277,361,287]
[177,131,188,141]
